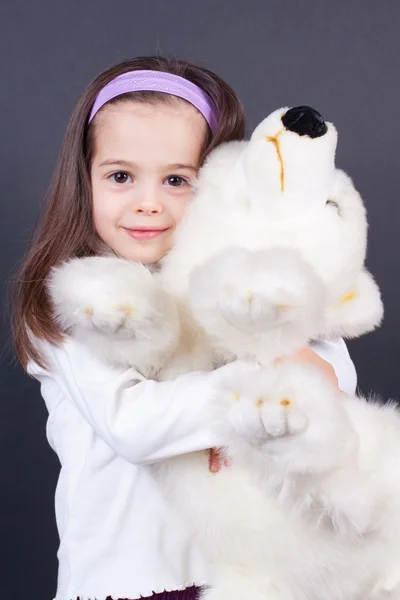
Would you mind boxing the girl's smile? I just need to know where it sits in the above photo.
[122,226,171,241]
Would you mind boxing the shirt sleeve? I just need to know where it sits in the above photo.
[28,336,356,465]
[311,337,357,395]
[28,338,259,465]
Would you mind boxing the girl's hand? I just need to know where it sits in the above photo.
[276,347,340,389]
[208,447,231,473]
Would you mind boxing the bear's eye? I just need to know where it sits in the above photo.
[326,199,341,216]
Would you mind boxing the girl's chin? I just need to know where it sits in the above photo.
[115,244,169,264]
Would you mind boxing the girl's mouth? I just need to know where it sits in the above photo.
[123,227,169,241]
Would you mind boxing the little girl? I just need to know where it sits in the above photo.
[13,56,357,600]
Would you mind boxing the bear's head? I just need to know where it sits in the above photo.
[161,106,383,359]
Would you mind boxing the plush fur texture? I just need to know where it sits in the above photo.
[48,106,399,600]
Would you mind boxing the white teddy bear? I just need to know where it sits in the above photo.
[49,106,400,600]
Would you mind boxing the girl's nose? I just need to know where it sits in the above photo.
[135,205,162,215]
[134,194,163,215]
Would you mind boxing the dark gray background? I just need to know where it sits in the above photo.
[0,1,399,598]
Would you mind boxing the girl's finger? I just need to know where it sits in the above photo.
[209,448,222,472]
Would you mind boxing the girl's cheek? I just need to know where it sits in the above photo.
[173,198,190,224]
[171,187,194,218]
[93,195,121,230]
[95,186,126,212]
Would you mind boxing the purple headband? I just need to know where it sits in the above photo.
[88,70,219,133]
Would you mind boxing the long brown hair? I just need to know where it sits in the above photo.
[12,56,247,370]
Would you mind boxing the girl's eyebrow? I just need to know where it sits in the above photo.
[167,163,197,173]
[99,159,136,168]
[98,160,197,172]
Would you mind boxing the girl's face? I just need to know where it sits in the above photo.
[90,100,208,263]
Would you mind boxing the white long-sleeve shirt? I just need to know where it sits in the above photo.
[28,337,357,600]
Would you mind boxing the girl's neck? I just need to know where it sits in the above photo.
[100,247,162,273]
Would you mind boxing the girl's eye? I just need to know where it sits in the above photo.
[165,175,188,187]
[110,172,132,184]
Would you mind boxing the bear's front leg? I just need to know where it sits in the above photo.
[212,361,381,537]
[214,361,354,474]
[188,246,326,363]
[48,256,180,375]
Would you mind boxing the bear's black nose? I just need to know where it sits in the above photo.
[281,106,327,138]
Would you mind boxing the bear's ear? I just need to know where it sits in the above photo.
[327,169,367,223]
[326,199,341,216]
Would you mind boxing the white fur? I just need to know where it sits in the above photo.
[188,246,326,363]
[48,257,181,377]
[48,107,395,600]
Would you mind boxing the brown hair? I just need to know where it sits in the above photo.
[12,56,247,370]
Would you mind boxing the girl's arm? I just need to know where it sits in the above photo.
[28,337,356,466]
[310,338,357,396]
[28,337,260,465]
